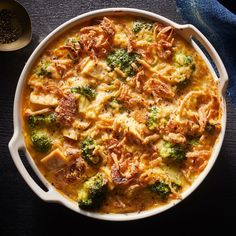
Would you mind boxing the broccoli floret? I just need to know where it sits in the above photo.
[28,113,57,129]
[171,182,182,192]
[36,60,52,78]
[108,97,125,112]
[28,114,55,153]
[150,181,171,200]
[160,142,186,163]
[81,137,100,165]
[78,173,108,209]
[44,113,57,125]
[30,130,52,153]
[37,68,51,77]
[132,19,153,34]
[109,97,119,108]
[174,53,196,91]
[147,106,158,130]
[176,77,191,90]
[28,116,43,128]
[107,48,139,77]
[188,136,200,146]
[71,86,96,100]
[150,181,182,200]
[174,53,193,67]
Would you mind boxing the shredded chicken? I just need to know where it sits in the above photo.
[130,109,148,124]
[53,58,73,77]
[143,134,160,144]
[116,84,147,108]
[57,158,87,184]
[119,155,139,179]
[165,118,200,135]
[55,93,77,126]
[111,153,139,185]
[186,150,210,158]
[144,77,175,99]
[163,132,186,144]
[111,164,129,185]
[24,108,51,116]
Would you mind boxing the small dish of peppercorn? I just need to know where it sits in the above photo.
[0,0,31,51]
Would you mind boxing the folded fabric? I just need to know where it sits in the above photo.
[176,0,236,103]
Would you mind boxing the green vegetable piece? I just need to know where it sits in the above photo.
[81,137,99,165]
[146,36,153,42]
[205,123,215,135]
[110,97,119,107]
[171,182,182,192]
[28,113,57,129]
[36,61,52,78]
[160,142,186,163]
[107,48,139,77]
[71,86,96,100]
[31,131,52,153]
[188,137,199,146]
[174,53,196,91]
[108,97,123,110]
[132,19,153,34]
[147,106,158,130]
[176,78,191,90]
[78,173,107,209]
[174,53,193,67]
[190,63,196,71]
[150,181,171,200]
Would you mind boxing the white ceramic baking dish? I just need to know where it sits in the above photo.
[8,8,228,221]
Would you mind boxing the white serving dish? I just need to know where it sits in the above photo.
[8,8,228,221]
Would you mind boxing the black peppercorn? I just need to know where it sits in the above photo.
[0,9,22,44]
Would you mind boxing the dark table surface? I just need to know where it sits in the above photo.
[0,0,235,235]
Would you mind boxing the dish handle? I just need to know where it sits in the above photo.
[8,132,58,202]
[180,24,228,94]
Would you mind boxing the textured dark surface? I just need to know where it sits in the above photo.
[0,0,235,235]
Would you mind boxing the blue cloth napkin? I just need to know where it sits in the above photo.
[176,0,236,103]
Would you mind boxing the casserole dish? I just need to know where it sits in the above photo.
[8,8,228,221]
